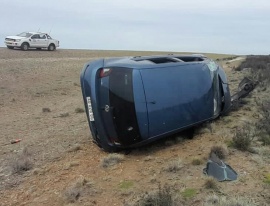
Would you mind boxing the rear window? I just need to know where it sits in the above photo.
[109,68,141,144]
[109,68,134,102]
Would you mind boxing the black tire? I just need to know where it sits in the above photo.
[48,44,55,51]
[7,46,14,49]
[21,43,29,51]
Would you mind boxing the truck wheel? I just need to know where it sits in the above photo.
[48,44,55,51]
[7,46,14,49]
[21,43,29,51]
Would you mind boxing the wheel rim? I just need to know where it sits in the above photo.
[23,44,27,50]
[50,45,54,50]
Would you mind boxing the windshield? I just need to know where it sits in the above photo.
[17,32,32,37]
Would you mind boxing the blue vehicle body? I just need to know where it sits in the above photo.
[80,54,231,152]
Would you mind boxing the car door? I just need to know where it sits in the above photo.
[30,34,40,47]
[140,64,214,137]
[39,34,48,47]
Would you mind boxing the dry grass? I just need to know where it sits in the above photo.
[11,157,33,174]
[42,107,51,112]
[204,194,257,206]
[257,146,270,159]
[164,159,183,173]
[191,158,203,165]
[101,153,124,168]
[63,176,95,203]
[75,107,85,113]
[135,184,181,206]
[204,177,219,190]
[232,123,254,151]
[237,55,270,84]
[195,123,213,135]
[64,186,82,203]
[59,112,69,118]
[210,145,228,160]
[255,100,270,145]
[10,147,33,174]
[67,144,82,153]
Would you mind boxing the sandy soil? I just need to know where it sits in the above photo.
[0,48,269,206]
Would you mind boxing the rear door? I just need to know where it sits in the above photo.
[39,34,48,47]
[140,64,214,137]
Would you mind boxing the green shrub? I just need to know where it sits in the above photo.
[264,173,270,184]
[181,188,196,199]
[119,180,134,190]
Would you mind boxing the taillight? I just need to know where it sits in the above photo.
[99,68,112,78]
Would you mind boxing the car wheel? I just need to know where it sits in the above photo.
[7,46,14,49]
[21,43,29,51]
[48,44,55,51]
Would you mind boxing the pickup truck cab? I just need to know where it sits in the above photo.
[4,32,59,51]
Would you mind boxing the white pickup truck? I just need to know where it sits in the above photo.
[4,32,59,51]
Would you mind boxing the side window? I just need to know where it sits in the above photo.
[46,34,52,39]
[40,34,46,39]
[31,34,40,39]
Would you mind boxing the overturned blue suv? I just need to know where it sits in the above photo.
[80,54,254,152]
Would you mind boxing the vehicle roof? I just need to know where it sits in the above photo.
[103,54,210,69]
[28,32,47,35]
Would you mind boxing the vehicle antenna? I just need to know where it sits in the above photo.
[49,25,53,35]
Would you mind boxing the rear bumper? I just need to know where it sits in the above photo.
[81,59,119,151]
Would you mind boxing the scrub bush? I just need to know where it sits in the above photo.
[256,100,270,145]
[210,145,228,160]
[232,123,254,151]
[101,153,124,168]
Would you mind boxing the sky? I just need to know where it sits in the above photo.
[1,0,270,55]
